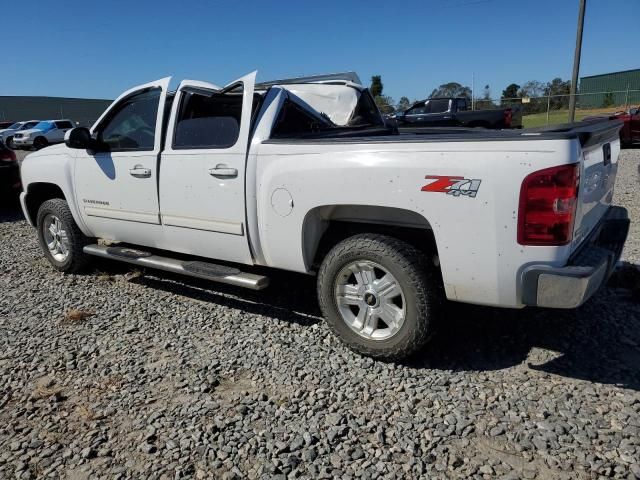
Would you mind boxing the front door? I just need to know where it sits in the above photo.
[74,78,171,240]
[158,72,256,264]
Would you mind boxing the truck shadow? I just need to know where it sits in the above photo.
[124,262,640,391]
[0,194,24,223]
[406,284,640,391]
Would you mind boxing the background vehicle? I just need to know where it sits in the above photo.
[12,119,75,150]
[0,120,40,149]
[18,72,628,360]
[392,97,522,129]
[0,142,20,194]
[583,106,640,147]
[0,121,14,129]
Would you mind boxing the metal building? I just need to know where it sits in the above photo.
[579,68,640,108]
[0,96,113,127]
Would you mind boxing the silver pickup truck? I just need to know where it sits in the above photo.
[19,72,629,360]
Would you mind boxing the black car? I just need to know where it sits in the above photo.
[392,97,522,129]
[0,142,21,194]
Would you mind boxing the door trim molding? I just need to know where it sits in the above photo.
[85,206,160,224]
[161,214,244,235]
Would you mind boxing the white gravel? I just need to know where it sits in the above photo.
[0,149,639,479]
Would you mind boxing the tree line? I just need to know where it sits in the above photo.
[369,75,573,114]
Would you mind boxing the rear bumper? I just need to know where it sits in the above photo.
[521,206,629,308]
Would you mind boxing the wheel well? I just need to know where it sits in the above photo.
[303,205,439,270]
[25,183,65,223]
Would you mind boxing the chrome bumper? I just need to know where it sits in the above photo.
[522,206,629,309]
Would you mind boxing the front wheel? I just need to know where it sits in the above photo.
[33,137,48,150]
[36,199,93,273]
[317,234,442,360]
[5,136,14,149]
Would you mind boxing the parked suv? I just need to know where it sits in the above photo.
[13,119,75,150]
[0,120,41,149]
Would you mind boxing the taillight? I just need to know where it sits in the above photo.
[0,150,16,162]
[504,108,512,128]
[518,164,580,246]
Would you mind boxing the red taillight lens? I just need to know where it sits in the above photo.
[518,164,580,246]
[0,150,16,162]
[504,108,512,128]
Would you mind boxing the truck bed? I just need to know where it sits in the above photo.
[263,119,623,149]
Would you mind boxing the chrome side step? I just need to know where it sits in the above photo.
[83,244,269,290]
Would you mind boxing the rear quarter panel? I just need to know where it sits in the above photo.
[252,137,579,307]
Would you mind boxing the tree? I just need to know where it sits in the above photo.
[475,85,494,110]
[374,95,395,114]
[370,76,383,98]
[602,91,615,108]
[429,82,472,100]
[518,80,545,99]
[397,96,411,112]
[544,77,571,110]
[501,83,520,100]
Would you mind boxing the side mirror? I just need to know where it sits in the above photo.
[65,127,92,149]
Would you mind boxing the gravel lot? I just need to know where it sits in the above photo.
[1,149,639,480]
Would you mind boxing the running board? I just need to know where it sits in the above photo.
[83,244,269,290]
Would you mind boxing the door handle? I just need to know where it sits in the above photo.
[129,165,152,178]
[209,164,238,178]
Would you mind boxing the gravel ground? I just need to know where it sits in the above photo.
[0,149,639,480]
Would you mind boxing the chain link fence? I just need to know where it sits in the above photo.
[385,89,640,128]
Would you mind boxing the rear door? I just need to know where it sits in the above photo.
[74,78,171,237]
[52,120,74,143]
[158,72,256,264]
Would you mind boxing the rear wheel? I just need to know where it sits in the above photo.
[36,199,93,273]
[33,137,48,150]
[317,234,442,360]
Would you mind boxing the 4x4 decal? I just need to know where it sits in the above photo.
[421,175,482,198]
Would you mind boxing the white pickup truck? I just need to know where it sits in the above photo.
[19,72,629,359]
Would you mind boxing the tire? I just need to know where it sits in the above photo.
[317,233,442,360]
[5,136,14,149]
[33,137,48,150]
[36,199,93,273]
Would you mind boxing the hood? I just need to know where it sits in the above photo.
[23,143,69,159]
[14,128,43,136]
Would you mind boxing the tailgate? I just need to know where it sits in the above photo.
[571,120,623,251]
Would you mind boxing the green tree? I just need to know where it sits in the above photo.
[397,96,411,112]
[501,83,520,100]
[375,95,395,114]
[429,82,472,100]
[544,78,571,110]
[474,85,494,110]
[518,80,545,99]
[370,76,384,97]
[602,91,615,108]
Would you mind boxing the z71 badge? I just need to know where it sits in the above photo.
[421,175,482,198]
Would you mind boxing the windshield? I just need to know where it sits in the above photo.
[33,121,55,132]
[8,122,23,130]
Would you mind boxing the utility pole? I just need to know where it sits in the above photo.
[471,72,475,111]
[568,0,586,123]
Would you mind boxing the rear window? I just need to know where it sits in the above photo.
[173,91,243,149]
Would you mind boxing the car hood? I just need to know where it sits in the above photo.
[15,128,44,136]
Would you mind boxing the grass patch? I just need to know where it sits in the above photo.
[522,107,624,129]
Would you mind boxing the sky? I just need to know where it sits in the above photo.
[2,0,638,103]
